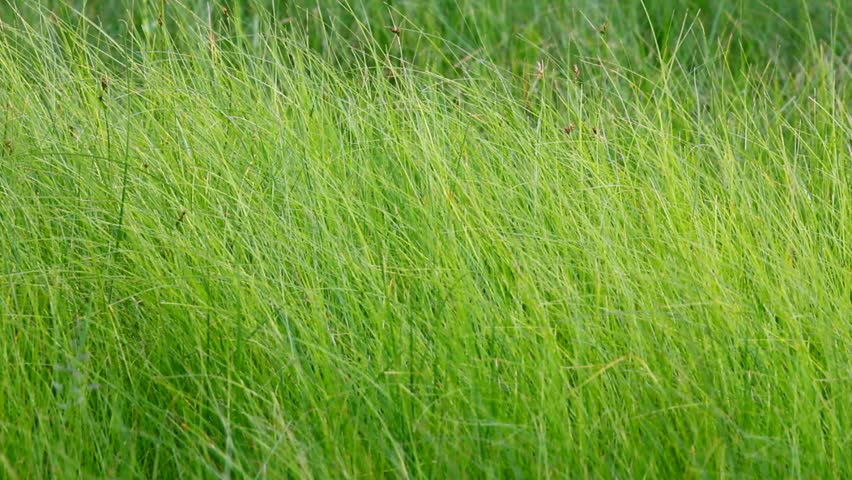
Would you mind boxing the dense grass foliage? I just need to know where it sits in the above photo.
[1,0,850,477]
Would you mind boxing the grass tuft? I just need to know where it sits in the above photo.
[0,0,849,478]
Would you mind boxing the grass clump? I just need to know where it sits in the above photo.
[0,0,850,478]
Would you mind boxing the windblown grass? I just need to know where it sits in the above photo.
[0,0,850,477]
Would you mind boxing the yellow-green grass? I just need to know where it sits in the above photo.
[0,0,849,477]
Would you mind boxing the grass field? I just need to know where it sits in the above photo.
[0,0,850,477]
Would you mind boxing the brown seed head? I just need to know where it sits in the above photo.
[600,22,609,34]
[535,60,545,80]
[572,64,580,81]
[100,74,109,91]
[389,26,401,36]
[563,123,576,135]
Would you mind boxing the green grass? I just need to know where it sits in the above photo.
[0,0,850,477]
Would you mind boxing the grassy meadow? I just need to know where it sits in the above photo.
[0,0,850,477]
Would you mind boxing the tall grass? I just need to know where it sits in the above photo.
[0,0,849,477]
